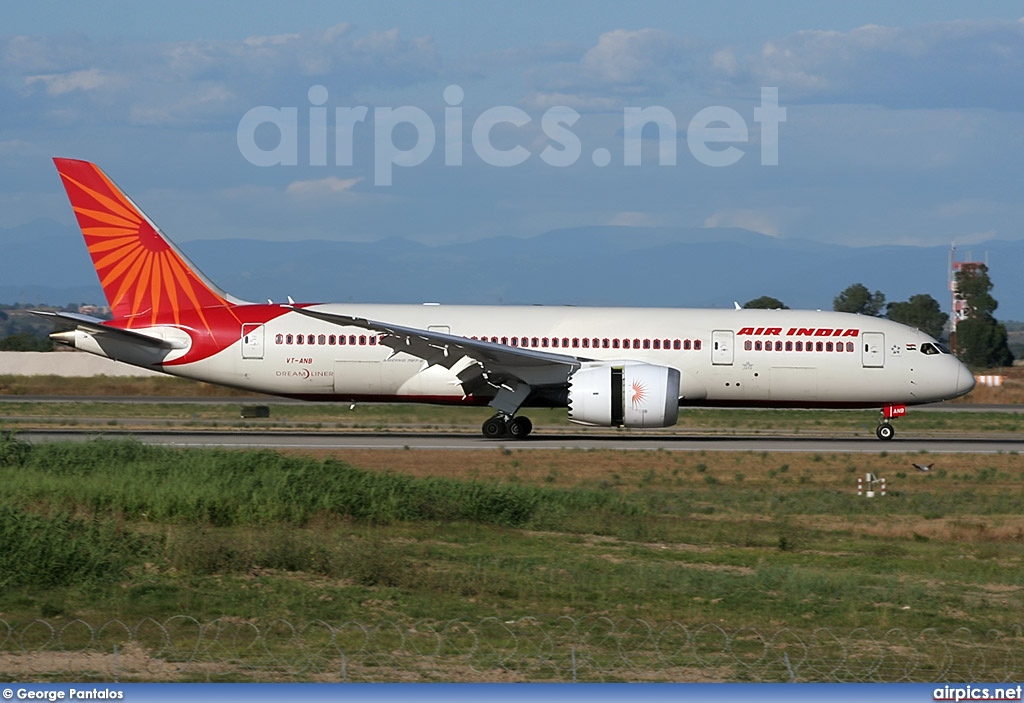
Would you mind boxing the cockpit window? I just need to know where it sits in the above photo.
[920,342,949,355]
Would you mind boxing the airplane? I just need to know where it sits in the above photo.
[35,157,976,441]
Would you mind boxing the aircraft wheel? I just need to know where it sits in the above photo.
[508,416,533,439]
[482,416,509,439]
[876,423,895,441]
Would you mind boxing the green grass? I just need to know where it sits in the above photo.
[1,431,1023,680]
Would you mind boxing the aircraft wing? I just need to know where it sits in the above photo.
[286,305,590,413]
[29,310,187,349]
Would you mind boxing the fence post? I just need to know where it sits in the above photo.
[783,651,796,682]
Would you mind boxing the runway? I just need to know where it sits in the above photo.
[13,429,1024,453]
[1,396,1022,413]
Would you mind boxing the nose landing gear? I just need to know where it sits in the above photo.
[876,404,906,440]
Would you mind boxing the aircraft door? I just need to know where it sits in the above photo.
[862,332,884,368]
[712,330,734,365]
[241,323,264,359]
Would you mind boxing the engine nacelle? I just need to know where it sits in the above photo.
[568,363,681,428]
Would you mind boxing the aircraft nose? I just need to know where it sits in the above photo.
[955,363,976,397]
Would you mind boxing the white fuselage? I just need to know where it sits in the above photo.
[110,305,973,409]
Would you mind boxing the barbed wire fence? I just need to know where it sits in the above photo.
[2,616,1021,683]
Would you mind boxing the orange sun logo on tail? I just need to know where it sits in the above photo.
[53,158,232,332]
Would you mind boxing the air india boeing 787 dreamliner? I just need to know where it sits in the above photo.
[35,158,975,440]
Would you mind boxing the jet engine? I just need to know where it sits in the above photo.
[568,363,680,428]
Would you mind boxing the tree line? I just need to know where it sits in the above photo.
[743,264,1013,369]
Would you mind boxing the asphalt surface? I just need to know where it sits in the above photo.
[1,396,1021,413]
[13,429,1024,453]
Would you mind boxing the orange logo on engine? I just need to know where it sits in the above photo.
[630,380,647,407]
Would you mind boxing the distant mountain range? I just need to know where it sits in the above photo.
[4,219,1023,321]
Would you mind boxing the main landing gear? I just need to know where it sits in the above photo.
[876,404,906,441]
[481,413,533,439]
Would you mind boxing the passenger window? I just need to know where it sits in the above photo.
[275,334,283,344]
[675,340,683,350]
[359,335,367,345]
[745,340,753,351]
[612,339,620,349]
[573,338,580,348]
[542,338,549,347]
[296,335,304,345]
[653,339,661,350]
[318,334,326,345]
[785,341,792,351]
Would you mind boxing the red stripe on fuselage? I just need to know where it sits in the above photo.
[106,303,291,365]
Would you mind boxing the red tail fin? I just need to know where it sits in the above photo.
[53,158,236,325]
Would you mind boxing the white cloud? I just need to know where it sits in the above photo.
[128,82,235,125]
[3,23,438,127]
[24,68,115,95]
[243,32,303,48]
[523,91,620,112]
[704,209,782,237]
[286,176,364,199]
[529,28,700,104]
[608,211,657,227]
[732,19,1024,111]
[0,139,33,157]
[711,48,741,77]
[580,29,680,85]
[936,199,1000,219]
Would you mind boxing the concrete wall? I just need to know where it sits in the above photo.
[0,351,164,377]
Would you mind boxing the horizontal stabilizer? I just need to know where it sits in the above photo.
[30,310,188,349]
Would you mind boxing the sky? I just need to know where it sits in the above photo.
[4,1,1024,251]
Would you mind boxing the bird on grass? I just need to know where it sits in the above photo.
[911,462,934,472]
